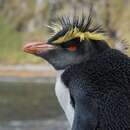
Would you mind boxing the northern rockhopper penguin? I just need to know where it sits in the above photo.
[23,12,130,130]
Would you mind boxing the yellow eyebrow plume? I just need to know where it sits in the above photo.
[52,27,107,44]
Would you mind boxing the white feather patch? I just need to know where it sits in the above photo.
[55,70,74,127]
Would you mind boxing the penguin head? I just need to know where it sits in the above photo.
[23,13,109,70]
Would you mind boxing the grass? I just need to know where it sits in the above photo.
[0,16,44,64]
[0,16,21,63]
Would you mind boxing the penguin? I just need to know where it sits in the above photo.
[23,12,130,130]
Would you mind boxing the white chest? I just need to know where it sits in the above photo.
[55,71,74,127]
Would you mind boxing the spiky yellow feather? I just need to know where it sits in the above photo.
[52,27,107,44]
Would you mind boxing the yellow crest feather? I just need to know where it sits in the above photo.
[52,27,107,44]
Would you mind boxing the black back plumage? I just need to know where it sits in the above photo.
[62,48,130,130]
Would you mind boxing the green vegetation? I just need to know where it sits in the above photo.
[0,16,43,64]
[0,16,22,64]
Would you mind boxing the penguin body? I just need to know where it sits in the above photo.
[23,11,130,130]
[62,48,130,130]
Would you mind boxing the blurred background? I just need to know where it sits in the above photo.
[0,0,130,130]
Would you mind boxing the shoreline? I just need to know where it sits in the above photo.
[0,64,56,83]
[0,76,56,83]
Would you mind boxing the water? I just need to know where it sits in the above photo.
[0,81,69,130]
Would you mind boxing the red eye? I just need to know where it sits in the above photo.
[67,45,77,52]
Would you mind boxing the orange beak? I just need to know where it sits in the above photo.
[23,41,56,55]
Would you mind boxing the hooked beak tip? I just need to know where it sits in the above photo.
[23,41,55,55]
[23,43,35,54]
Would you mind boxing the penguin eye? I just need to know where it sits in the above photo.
[67,44,78,52]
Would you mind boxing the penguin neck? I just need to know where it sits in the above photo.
[56,70,65,77]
